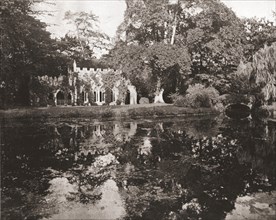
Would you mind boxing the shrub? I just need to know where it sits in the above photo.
[168,92,181,103]
[139,97,149,104]
[116,99,122,105]
[174,96,191,107]
[194,93,211,107]
[174,84,220,108]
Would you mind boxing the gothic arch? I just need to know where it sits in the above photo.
[56,90,65,105]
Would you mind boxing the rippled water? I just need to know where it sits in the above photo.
[1,116,275,220]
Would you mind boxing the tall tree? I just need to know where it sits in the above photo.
[178,0,245,77]
[111,0,249,101]
[112,0,192,102]
[251,42,276,102]
[0,0,67,107]
[242,18,276,62]
[64,11,111,60]
[110,42,191,101]
[229,42,276,107]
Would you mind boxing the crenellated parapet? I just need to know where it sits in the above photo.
[74,67,121,75]
[72,60,121,79]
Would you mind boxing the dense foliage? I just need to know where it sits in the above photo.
[0,0,68,107]
[173,84,220,108]
[110,42,191,99]
[252,43,276,102]
[109,0,276,103]
[109,0,196,100]
[228,42,276,108]
[109,0,243,99]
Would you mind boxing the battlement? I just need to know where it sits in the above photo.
[73,60,121,75]
[74,67,121,74]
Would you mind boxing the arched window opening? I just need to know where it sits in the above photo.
[56,91,65,105]
[125,90,130,105]
[111,90,115,102]
[100,91,103,102]
[67,93,72,105]
[81,91,85,104]
[93,91,97,102]
[102,92,105,102]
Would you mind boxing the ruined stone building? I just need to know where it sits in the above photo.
[37,61,138,106]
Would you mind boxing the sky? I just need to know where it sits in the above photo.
[36,0,276,38]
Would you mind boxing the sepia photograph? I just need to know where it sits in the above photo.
[0,0,276,219]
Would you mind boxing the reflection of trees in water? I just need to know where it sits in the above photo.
[219,118,276,189]
[115,122,276,219]
[1,121,135,219]
[26,118,274,219]
[1,122,59,219]
[158,116,223,139]
[1,118,275,220]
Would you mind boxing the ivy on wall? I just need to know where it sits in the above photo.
[32,67,132,106]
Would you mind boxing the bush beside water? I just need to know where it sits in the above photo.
[139,97,150,104]
[173,84,220,108]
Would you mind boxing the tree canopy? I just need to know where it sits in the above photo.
[110,0,276,102]
[0,0,68,107]
[242,18,276,62]
[109,0,252,100]
[63,11,111,59]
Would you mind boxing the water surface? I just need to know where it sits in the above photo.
[1,116,275,219]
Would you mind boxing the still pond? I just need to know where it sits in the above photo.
[1,115,276,219]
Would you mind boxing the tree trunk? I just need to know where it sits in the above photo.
[171,23,176,45]
[170,0,179,45]
[164,22,168,43]
[76,24,86,58]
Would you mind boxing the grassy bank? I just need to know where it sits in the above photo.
[0,104,219,120]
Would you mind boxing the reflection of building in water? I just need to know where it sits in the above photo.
[52,122,138,157]
[52,125,81,152]
[138,137,152,156]
[50,122,138,161]
[129,122,138,137]
[93,125,106,137]
[113,122,137,142]
[63,122,138,158]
